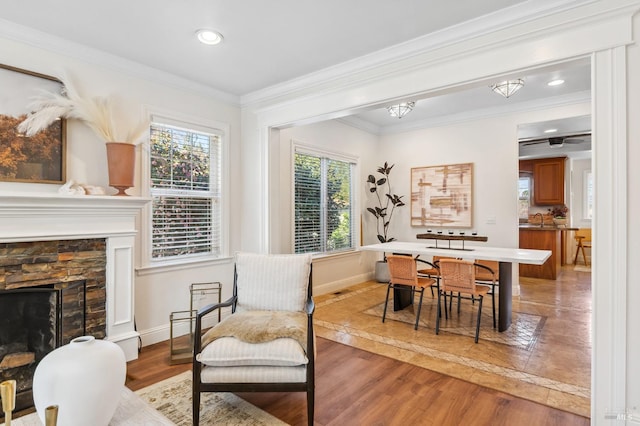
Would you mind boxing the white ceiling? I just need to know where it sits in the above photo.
[1,0,592,144]
[1,0,528,96]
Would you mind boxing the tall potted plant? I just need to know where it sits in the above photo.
[18,73,148,195]
[366,162,405,281]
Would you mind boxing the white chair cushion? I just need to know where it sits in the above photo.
[235,252,311,312]
[200,364,307,384]
[197,337,308,367]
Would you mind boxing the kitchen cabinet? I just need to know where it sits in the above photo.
[518,159,534,175]
[519,227,561,279]
[533,157,565,205]
[518,157,566,205]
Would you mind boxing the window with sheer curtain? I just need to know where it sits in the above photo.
[149,121,222,260]
[294,147,356,255]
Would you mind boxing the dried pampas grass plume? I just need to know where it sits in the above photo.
[18,72,149,145]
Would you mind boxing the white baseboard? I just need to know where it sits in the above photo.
[314,272,374,295]
[138,310,229,347]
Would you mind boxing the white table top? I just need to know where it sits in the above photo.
[361,241,551,265]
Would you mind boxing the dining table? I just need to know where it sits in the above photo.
[361,241,551,332]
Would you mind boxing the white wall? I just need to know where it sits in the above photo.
[570,158,592,229]
[0,34,242,347]
[566,157,592,263]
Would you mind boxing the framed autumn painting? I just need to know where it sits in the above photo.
[0,64,66,183]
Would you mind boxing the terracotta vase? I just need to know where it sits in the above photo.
[32,336,126,426]
[106,142,135,196]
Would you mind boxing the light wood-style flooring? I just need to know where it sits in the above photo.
[312,264,591,417]
[126,265,591,425]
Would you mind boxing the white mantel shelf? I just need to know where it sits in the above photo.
[0,192,150,361]
[0,193,150,242]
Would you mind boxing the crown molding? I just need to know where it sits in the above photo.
[0,19,240,106]
[241,0,596,107]
[335,116,382,135]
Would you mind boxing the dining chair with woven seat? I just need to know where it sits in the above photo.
[416,257,439,297]
[383,255,437,330]
[436,259,493,343]
[573,228,592,266]
[473,260,498,329]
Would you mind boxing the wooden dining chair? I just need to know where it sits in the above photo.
[436,259,492,343]
[383,255,437,330]
[573,228,592,266]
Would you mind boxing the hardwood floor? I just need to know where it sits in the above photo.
[125,336,589,425]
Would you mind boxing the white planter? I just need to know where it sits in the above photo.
[33,336,126,426]
[375,260,390,283]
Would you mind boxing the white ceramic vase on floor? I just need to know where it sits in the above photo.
[33,336,126,426]
[375,260,390,283]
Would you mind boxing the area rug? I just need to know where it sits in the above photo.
[135,371,288,426]
[363,299,545,350]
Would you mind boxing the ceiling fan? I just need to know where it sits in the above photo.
[518,133,591,148]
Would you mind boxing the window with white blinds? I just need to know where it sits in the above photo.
[149,122,221,260]
[294,149,355,254]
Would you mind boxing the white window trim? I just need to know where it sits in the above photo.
[138,106,230,271]
[291,140,360,256]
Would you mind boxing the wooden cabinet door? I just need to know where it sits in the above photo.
[519,159,534,175]
[533,157,565,205]
[519,229,560,279]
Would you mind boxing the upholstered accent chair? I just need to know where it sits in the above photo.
[192,252,314,426]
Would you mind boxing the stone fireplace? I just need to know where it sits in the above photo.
[0,238,107,413]
[0,193,148,416]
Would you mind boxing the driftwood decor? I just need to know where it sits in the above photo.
[410,162,473,228]
[0,64,65,183]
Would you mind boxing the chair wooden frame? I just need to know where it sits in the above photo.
[192,264,315,426]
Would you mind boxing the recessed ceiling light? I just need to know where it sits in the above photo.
[196,29,223,45]
[544,128,558,133]
[547,79,565,86]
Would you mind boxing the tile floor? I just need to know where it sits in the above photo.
[313,264,592,417]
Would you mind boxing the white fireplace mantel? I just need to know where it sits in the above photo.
[0,193,150,361]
